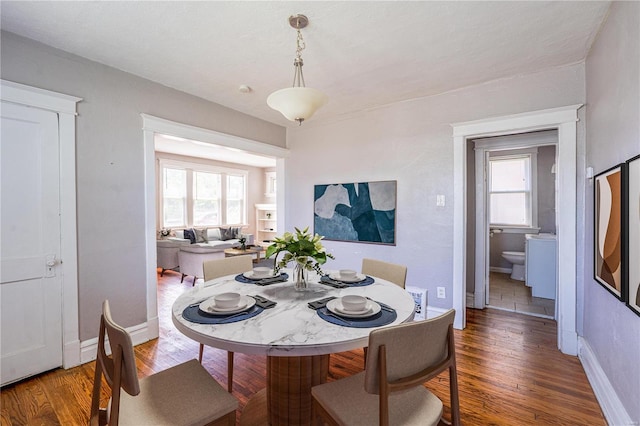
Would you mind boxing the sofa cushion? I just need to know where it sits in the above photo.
[157,239,190,248]
[174,229,185,239]
[180,242,236,254]
[194,228,208,243]
[183,228,196,244]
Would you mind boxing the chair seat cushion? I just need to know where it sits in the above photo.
[312,372,443,426]
[117,359,237,425]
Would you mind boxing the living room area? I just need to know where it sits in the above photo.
[153,128,283,285]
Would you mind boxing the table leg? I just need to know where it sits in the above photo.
[241,355,329,426]
[268,355,329,425]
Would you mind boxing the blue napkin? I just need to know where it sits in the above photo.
[251,295,277,309]
[182,304,263,324]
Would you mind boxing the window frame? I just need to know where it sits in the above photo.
[158,158,248,229]
[488,152,538,230]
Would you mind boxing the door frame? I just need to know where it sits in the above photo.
[452,104,582,355]
[474,133,557,308]
[1,79,82,368]
[141,114,289,337]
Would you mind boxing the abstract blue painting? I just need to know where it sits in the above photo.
[314,181,396,245]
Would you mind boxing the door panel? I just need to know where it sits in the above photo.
[1,101,62,385]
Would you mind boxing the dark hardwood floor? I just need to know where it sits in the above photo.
[1,270,605,425]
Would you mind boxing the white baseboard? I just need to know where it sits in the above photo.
[426,305,449,319]
[80,321,153,364]
[578,337,633,425]
[489,266,512,274]
[63,339,81,369]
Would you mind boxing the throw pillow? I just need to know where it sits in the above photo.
[194,228,208,243]
[231,226,241,238]
[183,228,196,244]
[207,228,222,241]
[219,227,234,241]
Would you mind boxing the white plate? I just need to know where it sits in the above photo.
[199,295,256,315]
[326,299,381,318]
[243,270,279,280]
[329,272,366,283]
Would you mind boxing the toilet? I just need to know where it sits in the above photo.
[501,251,525,281]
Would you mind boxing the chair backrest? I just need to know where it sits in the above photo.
[364,309,459,426]
[203,255,253,281]
[90,300,140,425]
[361,258,407,288]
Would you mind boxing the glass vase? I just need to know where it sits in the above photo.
[293,260,308,291]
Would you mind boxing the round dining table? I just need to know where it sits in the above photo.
[171,269,416,426]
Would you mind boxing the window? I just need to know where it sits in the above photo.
[163,168,186,227]
[193,171,221,226]
[489,155,535,227]
[159,159,246,228]
[226,175,245,224]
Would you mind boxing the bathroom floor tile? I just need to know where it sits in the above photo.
[487,272,555,319]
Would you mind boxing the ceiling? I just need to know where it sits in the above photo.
[1,1,610,128]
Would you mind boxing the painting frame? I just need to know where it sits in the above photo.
[625,154,640,316]
[313,180,397,245]
[593,163,625,300]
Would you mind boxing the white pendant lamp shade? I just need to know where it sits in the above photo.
[268,14,327,125]
[267,87,328,123]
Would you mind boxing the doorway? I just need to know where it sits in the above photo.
[474,131,558,319]
[141,115,289,337]
[452,105,582,355]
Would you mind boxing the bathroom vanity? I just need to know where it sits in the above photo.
[525,234,557,299]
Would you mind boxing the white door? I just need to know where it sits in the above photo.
[1,101,63,385]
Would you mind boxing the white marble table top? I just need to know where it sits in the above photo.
[171,269,416,357]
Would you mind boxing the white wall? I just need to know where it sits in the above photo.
[286,63,585,310]
[0,31,286,340]
[584,2,640,422]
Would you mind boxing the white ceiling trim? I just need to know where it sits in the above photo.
[141,114,289,159]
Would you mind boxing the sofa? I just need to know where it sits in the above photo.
[157,227,254,284]
[156,239,190,276]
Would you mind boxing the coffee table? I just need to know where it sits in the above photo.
[224,246,263,263]
[172,271,415,425]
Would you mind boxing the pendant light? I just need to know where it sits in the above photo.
[267,14,327,125]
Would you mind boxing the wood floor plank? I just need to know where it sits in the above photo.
[0,269,605,425]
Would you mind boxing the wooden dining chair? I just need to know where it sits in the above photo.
[311,309,460,426]
[361,258,408,364]
[90,300,238,426]
[362,258,407,288]
[200,255,253,392]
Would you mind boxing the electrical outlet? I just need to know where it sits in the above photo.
[436,194,445,207]
[437,286,446,299]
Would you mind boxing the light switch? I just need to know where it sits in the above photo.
[436,195,445,207]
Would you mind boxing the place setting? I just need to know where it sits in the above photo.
[182,291,277,324]
[320,269,375,288]
[235,266,289,285]
[310,294,397,328]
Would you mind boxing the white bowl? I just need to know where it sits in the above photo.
[341,295,367,312]
[214,292,241,309]
[339,269,357,280]
[252,267,271,278]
